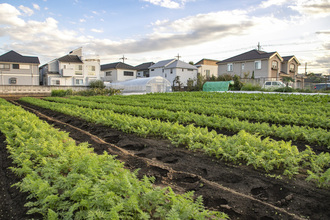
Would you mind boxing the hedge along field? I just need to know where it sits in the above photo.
[0,98,228,219]
[20,92,330,188]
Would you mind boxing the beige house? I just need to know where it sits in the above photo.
[217,49,285,80]
[101,62,137,83]
[195,59,219,80]
[0,50,40,85]
[280,56,300,78]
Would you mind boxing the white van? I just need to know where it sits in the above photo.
[263,81,286,89]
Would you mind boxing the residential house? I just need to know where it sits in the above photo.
[135,62,154,78]
[217,49,284,80]
[280,56,301,80]
[149,59,198,87]
[0,50,40,85]
[194,58,220,80]
[101,62,137,83]
[39,48,100,86]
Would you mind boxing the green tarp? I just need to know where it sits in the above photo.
[203,81,233,92]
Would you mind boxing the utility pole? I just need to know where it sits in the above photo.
[257,42,261,51]
[175,53,181,60]
[305,62,307,75]
[119,55,127,63]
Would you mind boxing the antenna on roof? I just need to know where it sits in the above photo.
[120,55,127,63]
[175,53,181,60]
[257,42,262,51]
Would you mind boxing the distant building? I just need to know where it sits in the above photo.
[195,58,219,80]
[39,48,100,86]
[101,62,137,83]
[149,59,198,87]
[217,49,284,80]
[135,62,154,78]
[0,50,40,85]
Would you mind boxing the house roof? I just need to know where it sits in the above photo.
[0,50,40,64]
[101,62,137,71]
[135,62,155,71]
[195,58,220,65]
[217,49,282,64]
[149,59,197,70]
[282,55,300,65]
[58,55,83,63]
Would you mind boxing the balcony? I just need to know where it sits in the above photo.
[61,68,75,77]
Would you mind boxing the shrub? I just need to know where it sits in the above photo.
[241,83,262,91]
[89,80,106,89]
[51,89,73,97]
[273,87,295,92]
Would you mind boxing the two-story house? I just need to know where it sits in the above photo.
[101,62,137,83]
[149,59,198,87]
[280,56,300,78]
[217,49,284,80]
[39,48,100,86]
[0,50,40,85]
[135,62,154,78]
[194,58,220,80]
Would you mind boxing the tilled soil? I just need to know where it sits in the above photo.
[1,100,330,220]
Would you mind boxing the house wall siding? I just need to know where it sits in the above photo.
[0,63,39,85]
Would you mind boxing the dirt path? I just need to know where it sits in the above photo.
[1,100,330,219]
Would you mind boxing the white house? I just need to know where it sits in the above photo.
[101,62,137,83]
[149,59,198,87]
[135,62,154,78]
[0,50,40,85]
[39,48,101,86]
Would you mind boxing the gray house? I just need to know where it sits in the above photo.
[0,50,40,85]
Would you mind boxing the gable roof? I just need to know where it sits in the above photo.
[195,58,220,65]
[149,59,197,69]
[135,62,155,71]
[0,50,40,64]
[166,60,198,69]
[282,55,300,65]
[149,59,176,69]
[101,62,137,71]
[58,55,83,63]
[217,49,282,64]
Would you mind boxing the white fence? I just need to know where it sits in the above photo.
[0,85,88,97]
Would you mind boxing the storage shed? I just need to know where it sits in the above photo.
[105,76,172,94]
[203,81,233,92]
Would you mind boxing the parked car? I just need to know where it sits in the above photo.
[263,81,288,89]
[314,83,330,90]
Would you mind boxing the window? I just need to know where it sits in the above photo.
[20,64,30,69]
[206,70,210,79]
[52,80,60,85]
[63,65,67,69]
[272,61,278,70]
[0,63,10,70]
[75,79,83,85]
[242,63,245,70]
[265,82,271,85]
[9,78,17,84]
[227,63,233,72]
[290,64,295,72]
[12,64,19,69]
[151,69,154,71]
[188,69,193,71]
[255,60,261,70]
[124,71,134,76]
[106,71,112,76]
[170,69,173,74]
[88,66,95,71]
[76,65,82,70]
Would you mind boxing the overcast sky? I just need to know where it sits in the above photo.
[0,0,329,74]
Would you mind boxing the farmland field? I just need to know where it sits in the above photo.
[1,92,330,219]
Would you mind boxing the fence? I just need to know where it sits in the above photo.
[0,85,88,97]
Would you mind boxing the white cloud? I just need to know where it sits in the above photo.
[18,5,34,16]
[259,0,288,8]
[289,0,330,17]
[33,3,40,11]
[91,28,103,33]
[142,0,189,9]
[79,18,86,22]
[0,3,25,26]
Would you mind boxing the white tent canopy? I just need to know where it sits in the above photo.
[105,76,172,94]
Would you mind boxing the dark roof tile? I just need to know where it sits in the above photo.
[58,55,83,63]
[217,50,277,64]
[0,50,40,64]
[135,62,155,71]
[101,62,137,71]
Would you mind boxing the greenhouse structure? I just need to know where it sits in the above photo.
[203,81,233,92]
[105,76,172,94]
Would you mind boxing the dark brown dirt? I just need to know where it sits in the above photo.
[1,99,330,220]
